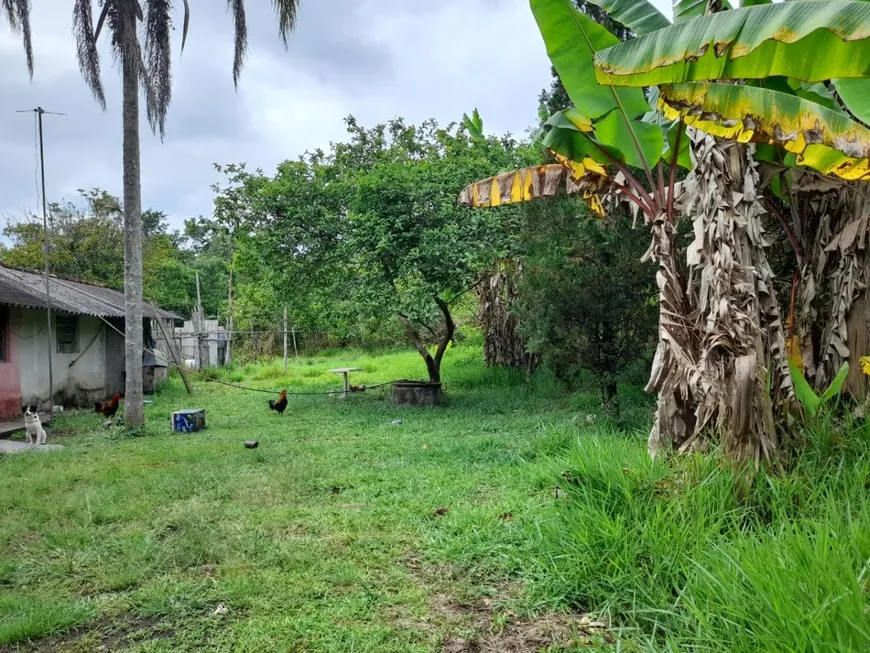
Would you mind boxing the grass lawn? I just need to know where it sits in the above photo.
[3,339,870,652]
[0,341,628,652]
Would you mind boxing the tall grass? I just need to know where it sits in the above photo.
[523,418,870,651]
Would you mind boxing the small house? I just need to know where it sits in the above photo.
[0,264,181,419]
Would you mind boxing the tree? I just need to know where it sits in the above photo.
[1,189,225,318]
[66,0,301,426]
[516,200,657,413]
[461,0,870,463]
[214,117,535,382]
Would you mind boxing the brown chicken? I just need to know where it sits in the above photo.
[94,394,121,418]
[268,389,288,415]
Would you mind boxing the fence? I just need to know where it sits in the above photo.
[162,325,403,369]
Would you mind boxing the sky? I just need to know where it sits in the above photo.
[0,0,672,232]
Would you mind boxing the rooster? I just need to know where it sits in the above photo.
[268,389,288,415]
[94,394,121,418]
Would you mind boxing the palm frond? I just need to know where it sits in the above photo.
[228,0,247,88]
[272,0,299,47]
[2,0,34,77]
[144,0,172,138]
[181,0,190,52]
[73,0,107,109]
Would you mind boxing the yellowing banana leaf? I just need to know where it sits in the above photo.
[833,78,870,127]
[595,2,870,87]
[530,0,650,120]
[581,0,670,35]
[457,163,608,216]
[542,122,625,165]
[546,108,594,132]
[659,82,870,181]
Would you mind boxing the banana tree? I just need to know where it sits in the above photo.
[460,0,870,463]
[595,0,870,458]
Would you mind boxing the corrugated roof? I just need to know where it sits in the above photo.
[0,265,182,320]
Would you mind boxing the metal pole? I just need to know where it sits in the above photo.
[283,307,288,374]
[37,108,54,414]
[292,326,298,359]
[16,107,64,413]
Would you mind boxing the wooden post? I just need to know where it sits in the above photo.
[194,271,208,369]
[292,326,298,358]
[226,267,233,365]
[151,306,192,395]
[283,307,288,374]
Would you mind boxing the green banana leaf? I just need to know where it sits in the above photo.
[820,362,850,404]
[595,2,870,87]
[582,0,670,35]
[595,112,665,168]
[462,108,484,138]
[659,82,870,181]
[530,0,650,120]
[789,360,821,418]
[673,0,733,23]
[833,78,870,127]
[666,120,693,170]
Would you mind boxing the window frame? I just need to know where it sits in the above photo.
[55,314,79,355]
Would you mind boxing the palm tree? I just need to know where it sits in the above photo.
[71,0,301,426]
[2,0,33,77]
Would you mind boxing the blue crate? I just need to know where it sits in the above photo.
[171,409,206,433]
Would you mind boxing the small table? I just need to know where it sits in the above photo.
[328,368,362,399]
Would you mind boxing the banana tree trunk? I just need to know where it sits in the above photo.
[122,45,144,427]
[644,212,699,457]
[681,133,791,462]
[796,185,870,397]
[647,129,793,464]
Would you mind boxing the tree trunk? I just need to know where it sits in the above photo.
[479,259,540,374]
[399,298,455,384]
[601,377,619,417]
[644,211,699,457]
[646,130,793,464]
[122,44,144,427]
[796,185,870,397]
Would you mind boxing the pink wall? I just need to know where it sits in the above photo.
[0,308,22,419]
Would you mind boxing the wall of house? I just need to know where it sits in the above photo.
[104,317,125,397]
[0,307,22,419]
[17,309,110,410]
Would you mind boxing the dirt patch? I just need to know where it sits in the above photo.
[0,616,174,653]
[405,556,611,652]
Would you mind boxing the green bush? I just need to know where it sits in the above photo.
[516,203,657,412]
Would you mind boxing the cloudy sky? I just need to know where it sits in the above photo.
[0,0,671,231]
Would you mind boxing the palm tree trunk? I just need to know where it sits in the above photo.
[122,47,144,427]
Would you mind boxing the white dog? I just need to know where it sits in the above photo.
[22,405,47,445]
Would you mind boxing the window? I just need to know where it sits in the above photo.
[0,307,7,362]
[56,315,79,354]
